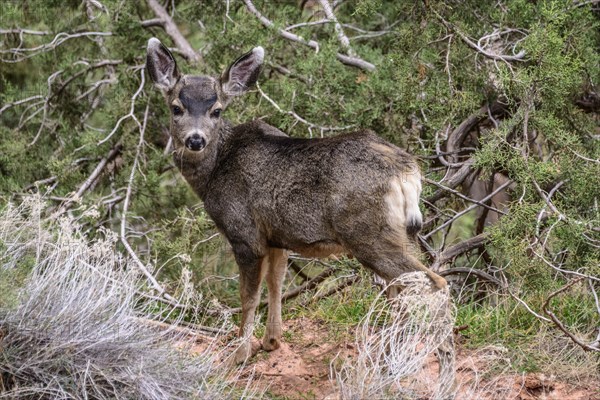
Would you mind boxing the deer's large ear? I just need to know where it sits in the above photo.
[220,46,264,98]
[146,38,180,92]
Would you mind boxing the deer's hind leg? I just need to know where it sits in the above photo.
[262,247,287,351]
[346,232,447,293]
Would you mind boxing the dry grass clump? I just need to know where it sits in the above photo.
[331,272,456,400]
[0,196,257,399]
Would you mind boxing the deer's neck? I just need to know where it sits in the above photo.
[172,123,232,199]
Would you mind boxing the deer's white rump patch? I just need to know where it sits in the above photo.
[385,172,422,231]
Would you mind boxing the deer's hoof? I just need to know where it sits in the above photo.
[262,335,281,351]
[231,338,262,365]
[433,276,448,291]
[232,344,251,365]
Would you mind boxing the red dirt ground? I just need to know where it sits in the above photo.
[192,316,600,399]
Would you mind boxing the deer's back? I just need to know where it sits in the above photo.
[204,120,419,255]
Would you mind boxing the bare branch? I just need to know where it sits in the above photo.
[507,287,552,323]
[317,0,355,56]
[569,148,600,164]
[20,176,58,193]
[423,177,507,216]
[344,25,395,41]
[242,0,319,51]
[57,144,123,214]
[285,19,331,31]
[543,278,600,352]
[52,59,122,100]
[242,0,375,71]
[0,28,50,35]
[0,31,112,63]
[302,275,360,305]
[256,83,354,137]
[531,247,600,283]
[424,180,513,239]
[430,232,490,271]
[140,18,164,28]
[289,260,310,282]
[117,72,182,308]
[228,266,336,314]
[267,61,310,84]
[98,67,146,145]
[146,0,201,63]
[532,178,598,234]
[446,102,507,162]
[335,53,375,71]
[0,95,44,116]
[29,70,63,146]
[434,11,526,62]
[438,266,502,286]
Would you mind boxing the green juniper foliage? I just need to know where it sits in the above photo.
[0,0,598,377]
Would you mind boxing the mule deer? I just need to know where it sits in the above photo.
[146,38,447,364]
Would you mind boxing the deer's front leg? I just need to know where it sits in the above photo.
[263,248,287,351]
[232,245,266,364]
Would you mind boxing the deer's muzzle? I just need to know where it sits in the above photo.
[185,133,206,151]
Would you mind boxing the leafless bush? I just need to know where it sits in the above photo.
[331,272,455,400]
[0,196,259,399]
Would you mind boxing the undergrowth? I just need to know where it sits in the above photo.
[0,196,260,399]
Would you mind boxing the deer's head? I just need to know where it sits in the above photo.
[146,38,263,153]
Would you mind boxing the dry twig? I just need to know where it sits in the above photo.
[242,0,375,71]
[434,11,526,62]
[119,92,182,308]
[256,83,354,137]
[0,31,112,63]
[423,180,512,239]
[98,67,146,145]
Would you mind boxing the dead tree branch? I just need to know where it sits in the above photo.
[423,177,507,216]
[0,95,45,117]
[424,180,513,239]
[0,28,49,35]
[317,0,355,56]
[98,67,146,145]
[242,0,375,71]
[57,144,123,214]
[430,233,490,271]
[438,266,502,286]
[302,275,361,305]
[242,0,319,50]
[52,59,122,100]
[425,159,475,204]
[531,247,600,283]
[543,278,600,352]
[145,0,202,64]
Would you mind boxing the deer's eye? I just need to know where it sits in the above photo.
[172,106,183,116]
[211,108,222,118]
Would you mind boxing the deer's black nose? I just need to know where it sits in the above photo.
[185,134,206,151]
